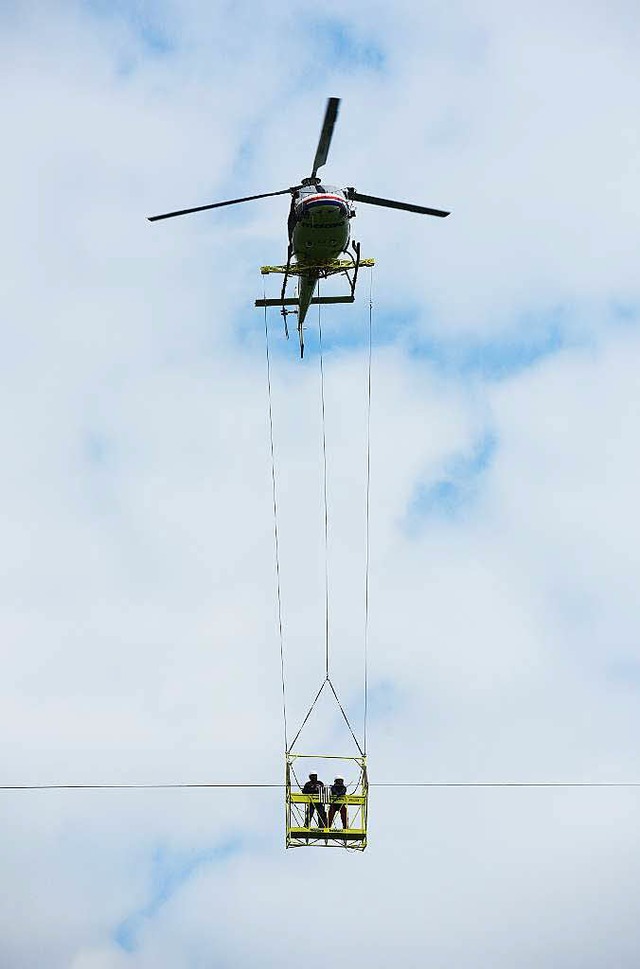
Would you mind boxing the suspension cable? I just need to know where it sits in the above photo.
[266,277,368,757]
[317,290,331,680]
[327,678,364,755]
[288,678,328,751]
[363,267,373,755]
[263,296,288,751]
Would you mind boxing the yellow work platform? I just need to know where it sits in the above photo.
[285,753,368,851]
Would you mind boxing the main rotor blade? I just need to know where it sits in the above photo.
[147,187,297,222]
[311,97,341,178]
[346,189,450,218]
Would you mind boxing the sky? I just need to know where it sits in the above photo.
[2,0,640,965]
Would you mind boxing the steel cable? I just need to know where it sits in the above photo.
[4,782,640,791]
[263,295,288,751]
[317,289,331,680]
[363,267,373,754]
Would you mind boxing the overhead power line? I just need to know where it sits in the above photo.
[3,782,640,791]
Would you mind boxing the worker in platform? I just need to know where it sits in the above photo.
[328,777,348,829]
[302,772,327,828]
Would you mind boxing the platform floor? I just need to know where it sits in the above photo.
[288,827,366,841]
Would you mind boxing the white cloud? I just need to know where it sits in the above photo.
[2,1,640,965]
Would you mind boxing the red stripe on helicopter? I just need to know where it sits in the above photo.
[302,194,349,208]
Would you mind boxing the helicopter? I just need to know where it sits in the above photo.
[148,97,450,357]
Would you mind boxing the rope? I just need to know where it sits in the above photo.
[263,295,288,750]
[317,289,331,679]
[363,267,373,754]
[327,678,364,756]
[262,270,371,759]
[286,293,363,756]
[288,673,364,756]
[288,678,329,751]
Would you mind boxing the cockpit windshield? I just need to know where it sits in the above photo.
[299,183,344,198]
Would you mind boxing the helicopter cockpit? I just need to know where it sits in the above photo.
[294,184,350,224]
[297,183,343,197]
[295,183,350,209]
[288,184,351,248]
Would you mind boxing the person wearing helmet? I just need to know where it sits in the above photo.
[302,772,327,828]
[328,777,348,829]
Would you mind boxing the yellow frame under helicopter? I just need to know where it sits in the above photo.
[285,753,368,850]
[255,246,374,315]
[255,246,375,356]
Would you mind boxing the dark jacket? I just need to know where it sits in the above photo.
[302,779,325,796]
[331,782,347,798]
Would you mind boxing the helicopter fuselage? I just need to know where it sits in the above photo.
[286,184,354,329]
[290,184,351,265]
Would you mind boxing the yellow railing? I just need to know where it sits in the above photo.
[261,258,375,275]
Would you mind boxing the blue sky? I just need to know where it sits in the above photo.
[2,1,640,967]
[408,429,497,523]
[115,838,243,952]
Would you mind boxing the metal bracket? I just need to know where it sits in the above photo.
[256,245,374,310]
[255,295,356,308]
